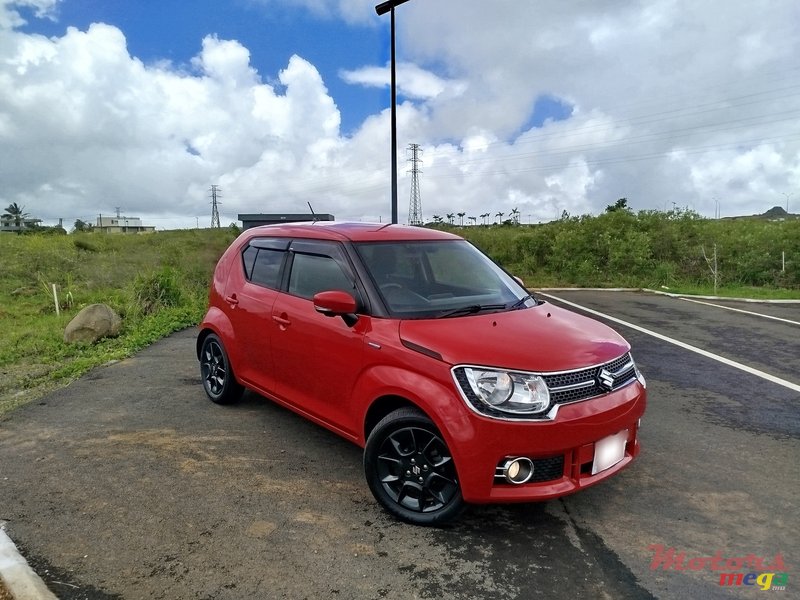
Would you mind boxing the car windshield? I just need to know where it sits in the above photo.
[355,240,537,319]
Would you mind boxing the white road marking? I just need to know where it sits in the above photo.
[679,297,800,326]
[539,293,800,394]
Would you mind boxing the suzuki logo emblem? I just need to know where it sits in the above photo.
[598,368,614,391]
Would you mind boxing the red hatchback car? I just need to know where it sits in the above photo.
[198,222,646,525]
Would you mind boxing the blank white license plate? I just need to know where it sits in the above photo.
[591,430,628,475]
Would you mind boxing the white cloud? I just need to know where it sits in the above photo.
[0,19,351,226]
[0,0,58,29]
[340,62,467,100]
[0,0,799,230]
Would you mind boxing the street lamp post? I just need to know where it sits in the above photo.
[375,0,411,225]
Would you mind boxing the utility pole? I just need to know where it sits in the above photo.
[407,143,423,226]
[210,185,221,228]
[375,0,412,224]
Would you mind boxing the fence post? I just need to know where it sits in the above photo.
[52,283,60,316]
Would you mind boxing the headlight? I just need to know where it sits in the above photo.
[463,368,550,415]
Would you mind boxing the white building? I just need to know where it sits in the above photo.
[95,216,155,234]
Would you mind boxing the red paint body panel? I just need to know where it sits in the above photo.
[199,222,647,505]
[399,304,630,372]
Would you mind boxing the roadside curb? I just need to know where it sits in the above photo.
[534,287,800,304]
[0,526,57,600]
[640,288,800,304]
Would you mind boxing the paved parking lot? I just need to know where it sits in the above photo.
[0,290,797,599]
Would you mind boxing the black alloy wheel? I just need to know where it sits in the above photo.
[364,408,465,526]
[200,333,243,404]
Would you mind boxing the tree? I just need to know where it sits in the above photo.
[446,213,455,225]
[432,214,443,224]
[468,216,477,226]
[3,202,28,231]
[74,219,93,232]
[457,212,466,226]
[605,198,631,213]
[510,207,520,224]
[481,212,490,225]
[495,211,504,224]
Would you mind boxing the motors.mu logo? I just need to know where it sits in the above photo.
[649,544,789,591]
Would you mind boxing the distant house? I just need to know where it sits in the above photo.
[0,215,41,233]
[238,213,335,230]
[96,216,155,234]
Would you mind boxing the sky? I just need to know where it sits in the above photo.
[1,0,799,230]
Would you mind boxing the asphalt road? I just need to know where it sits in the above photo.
[0,290,797,599]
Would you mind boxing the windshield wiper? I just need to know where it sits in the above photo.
[510,294,537,309]
[435,303,507,319]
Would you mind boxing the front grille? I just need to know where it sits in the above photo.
[543,352,637,405]
[494,455,564,484]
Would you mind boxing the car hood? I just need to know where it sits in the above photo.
[398,303,630,372]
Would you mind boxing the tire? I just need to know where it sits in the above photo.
[199,333,244,404]
[364,407,465,526]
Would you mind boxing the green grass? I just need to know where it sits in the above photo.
[0,228,238,417]
[448,209,800,293]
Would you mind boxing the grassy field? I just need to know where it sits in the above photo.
[455,209,800,291]
[0,228,237,416]
[1,213,797,417]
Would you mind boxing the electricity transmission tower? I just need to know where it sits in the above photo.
[407,144,423,226]
[210,185,221,228]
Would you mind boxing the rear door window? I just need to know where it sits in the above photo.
[241,238,289,290]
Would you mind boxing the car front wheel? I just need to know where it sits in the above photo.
[199,333,243,404]
[364,407,465,526]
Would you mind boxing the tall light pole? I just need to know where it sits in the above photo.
[375,0,411,224]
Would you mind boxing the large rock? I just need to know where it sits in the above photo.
[64,304,122,344]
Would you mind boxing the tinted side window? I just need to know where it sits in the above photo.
[242,245,258,280]
[250,248,284,289]
[288,253,354,300]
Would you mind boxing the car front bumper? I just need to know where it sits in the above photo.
[451,382,646,504]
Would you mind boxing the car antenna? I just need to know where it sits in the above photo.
[307,202,318,223]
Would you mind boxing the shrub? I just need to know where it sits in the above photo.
[132,266,183,315]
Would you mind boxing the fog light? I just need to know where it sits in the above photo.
[502,457,534,484]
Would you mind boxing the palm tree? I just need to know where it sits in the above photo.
[446,213,455,225]
[457,212,466,226]
[510,207,520,225]
[468,216,477,226]
[432,214,442,224]
[480,212,490,225]
[2,203,28,231]
[495,211,504,224]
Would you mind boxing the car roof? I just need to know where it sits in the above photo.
[241,221,464,243]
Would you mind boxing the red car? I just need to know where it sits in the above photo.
[198,222,646,525]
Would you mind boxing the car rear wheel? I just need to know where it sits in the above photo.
[200,333,243,404]
[364,407,465,526]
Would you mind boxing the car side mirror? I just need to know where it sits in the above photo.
[313,290,359,327]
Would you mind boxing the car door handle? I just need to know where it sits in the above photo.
[225,294,239,306]
[273,314,291,327]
